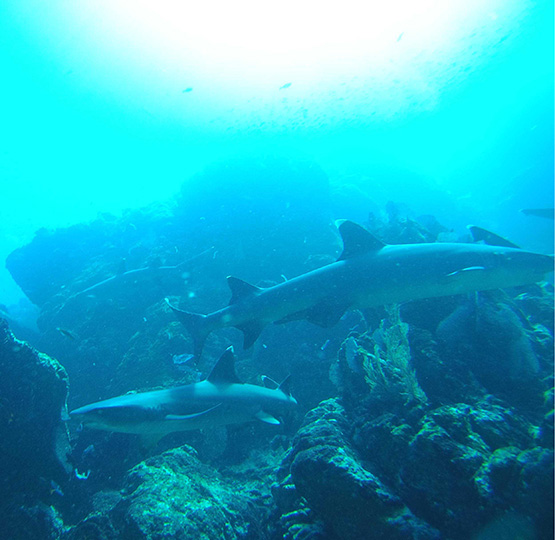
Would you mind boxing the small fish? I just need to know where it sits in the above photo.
[56,327,78,340]
[74,469,91,480]
[344,337,363,373]
[172,353,195,366]
[82,444,96,458]
[279,82,292,90]
[49,480,64,497]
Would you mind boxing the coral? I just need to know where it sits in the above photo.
[361,304,427,405]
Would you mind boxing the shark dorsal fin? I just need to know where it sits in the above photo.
[227,276,262,305]
[336,220,385,261]
[467,226,520,249]
[206,346,241,384]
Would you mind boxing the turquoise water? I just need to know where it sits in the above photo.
[0,0,553,305]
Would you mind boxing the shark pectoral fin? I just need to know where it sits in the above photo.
[165,403,222,421]
[227,276,262,305]
[255,410,280,425]
[236,321,264,349]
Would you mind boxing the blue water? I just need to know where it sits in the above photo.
[0,0,553,307]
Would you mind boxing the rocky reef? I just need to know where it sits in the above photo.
[0,318,70,539]
[65,445,281,539]
[2,157,553,539]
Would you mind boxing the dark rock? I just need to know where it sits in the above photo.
[63,512,118,540]
[399,412,487,537]
[435,294,549,409]
[278,399,440,540]
[67,445,274,539]
[0,318,70,537]
[398,401,539,538]
[352,413,415,480]
[3,504,66,540]
[6,204,178,308]
[409,326,485,405]
[475,446,554,539]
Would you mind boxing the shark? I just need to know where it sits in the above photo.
[70,347,297,439]
[166,220,554,357]
[520,208,555,220]
[66,247,213,303]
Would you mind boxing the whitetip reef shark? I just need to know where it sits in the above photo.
[65,247,213,303]
[520,208,555,220]
[166,220,553,357]
[70,347,296,441]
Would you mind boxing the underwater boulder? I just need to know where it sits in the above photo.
[436,294,549,408]
[398,400,541,539]
[6,204,178,309]
[277,399,440,540]
[0,318,71,537]
[75,445,272,539]
[474,446,554,539]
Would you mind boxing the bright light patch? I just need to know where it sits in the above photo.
[66,0,521,88]
[10,0,533,128]
[80,0,452,83]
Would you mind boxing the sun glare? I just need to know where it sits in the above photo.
[45,0,530,127]
[70,0,463,84]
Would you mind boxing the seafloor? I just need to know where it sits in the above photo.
[1,158,553,539]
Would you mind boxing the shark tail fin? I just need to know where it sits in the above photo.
[165,298,210,357]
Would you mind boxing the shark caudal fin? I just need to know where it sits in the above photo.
[226,276,266,349]
[165,298,210,357]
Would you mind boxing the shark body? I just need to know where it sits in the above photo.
[70,347,296,436]
[67,247,213,302]
[73,265,182,298]
[521,208,555,220]
[167,221,554,357]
